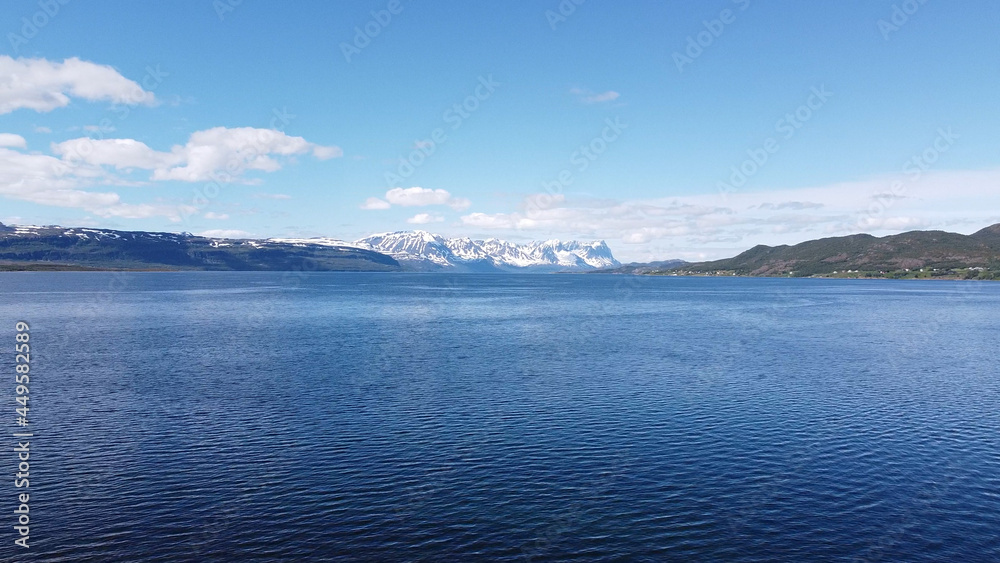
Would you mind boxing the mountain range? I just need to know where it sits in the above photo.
[5,221,997,278]
[0,224,619,272]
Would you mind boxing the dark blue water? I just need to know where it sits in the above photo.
[1,272,998,562]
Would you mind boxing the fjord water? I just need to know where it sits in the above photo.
[2,273,999,562]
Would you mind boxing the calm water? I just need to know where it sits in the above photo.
[1,272,998,562]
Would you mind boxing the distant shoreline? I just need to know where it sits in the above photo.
[642,272,996,281]
[2,264,996,281]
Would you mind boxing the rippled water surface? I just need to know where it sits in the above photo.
[2,272,999,562]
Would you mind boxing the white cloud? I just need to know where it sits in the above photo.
[50,126,341,183]
[360,197,391,210]
[156,127,339,182]
[406,213,444,224]
[384,187,471,210]
[51,138,164,170]
[204,212,229,220]
[361,187,470,211]
[252,193,292,200]
[197,229,253,239]
[0,56,156,115]
[34,126,52,134]
[0,134,26,148]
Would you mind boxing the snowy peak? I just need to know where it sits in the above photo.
[520,239,618,269]
[356,231,454,267]
[570,240,617,268]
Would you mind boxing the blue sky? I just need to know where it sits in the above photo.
[1,0,999,261]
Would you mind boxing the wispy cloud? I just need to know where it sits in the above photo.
[570,87,621,104]
[0,145,187,220]
[0,126,340,220]
[360,197,392,210]
[754,201,824,211]
[456,168,1000,261]
[406,213,444,224]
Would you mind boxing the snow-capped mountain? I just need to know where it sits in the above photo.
[271,231,620,271]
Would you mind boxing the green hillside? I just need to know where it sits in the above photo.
[656,224,1000,279]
